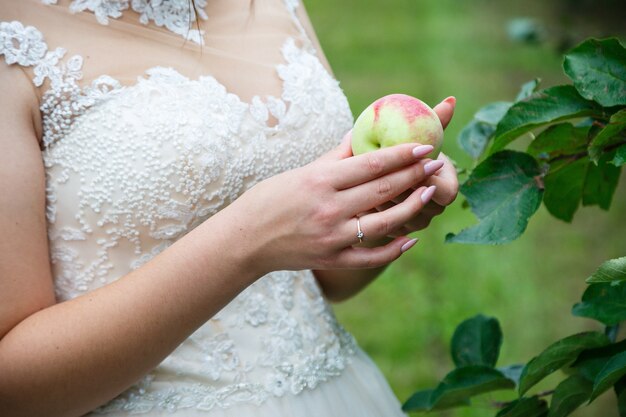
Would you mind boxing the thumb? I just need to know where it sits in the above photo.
[433,96,456,130]
[320,129,353,161]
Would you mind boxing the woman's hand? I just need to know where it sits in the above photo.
[310,96,457,302]
[228,137,444,276]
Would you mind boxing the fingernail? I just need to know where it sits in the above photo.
[412,144,434,158]
[421,185,437,204]
[444,96,456,106]
[423,160,444,176]
[401,238,419,253]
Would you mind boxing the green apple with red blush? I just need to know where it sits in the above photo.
[351,94,444,158]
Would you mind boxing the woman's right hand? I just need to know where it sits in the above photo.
[228,134,444,275]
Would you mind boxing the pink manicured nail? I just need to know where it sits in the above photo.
[421,185,437,204]
[423,160,444,176]
[444,96,456,106]
[401,238,419,253]
[412,145,434,158]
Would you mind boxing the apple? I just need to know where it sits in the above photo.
[351,94,444,159]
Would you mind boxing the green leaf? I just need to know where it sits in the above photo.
[445,151,543,244]
[491,85,601,153]
[582,151,622,209]
[430,366,515,407]
[519,332,610,395]
[542,157,588,222]
[588,109,626,162]
[496,397,549,417]
[572,283,626,326]
[615,376,626,417]
[586,257,626,284]
[451,315,503,368]
[548,375,592,417]
[458,120,496,159]
[402,389,470,412]
[527,123,589,160]
[590,351,626,402]
[475,102,513,125]
[571,339,626,382]
[563,38,626,107]
[613,144,626,166]
[516,79,541,101]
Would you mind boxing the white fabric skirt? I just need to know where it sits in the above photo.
[90,346,408,417]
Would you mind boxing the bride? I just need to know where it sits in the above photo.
[0,0,458,415]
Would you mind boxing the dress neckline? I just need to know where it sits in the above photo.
[41,0,302,45]
[41,0,209,44]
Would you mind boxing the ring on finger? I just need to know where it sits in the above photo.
[356,217,364,243]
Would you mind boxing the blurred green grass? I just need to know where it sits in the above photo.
[305,0,626,415]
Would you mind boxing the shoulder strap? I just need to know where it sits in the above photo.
[281,0,316,52]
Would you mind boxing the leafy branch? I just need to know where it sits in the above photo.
[404,37,626,417]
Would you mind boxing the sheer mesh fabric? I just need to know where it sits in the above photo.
[3,0,311,104]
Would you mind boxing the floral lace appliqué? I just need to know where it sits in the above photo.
[41,0,302,45]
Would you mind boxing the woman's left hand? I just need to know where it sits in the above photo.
[364,96,459,238]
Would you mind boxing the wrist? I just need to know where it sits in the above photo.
[191,209,267,288]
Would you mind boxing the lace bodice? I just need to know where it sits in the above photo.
[0,0,356,413]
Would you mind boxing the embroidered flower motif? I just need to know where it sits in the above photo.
[131,0,208,44]
[0,21,47,66]
[265,372,288,397]
[32,47,66,87]
[68,0,129,25]
[243,293,269,327]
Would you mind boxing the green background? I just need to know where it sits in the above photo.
[305,0,626,415]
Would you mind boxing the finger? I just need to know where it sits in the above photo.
[390,188,414,204]
[433,96,456,130]
[374,202,441,235]
[421,202,445,216]
[419,153,459,206]
[339,157,443,214]
[319,130,354,161]
[329,142,435,190]
[387,226,412,237]
[343,185,436,244]
[402,215,434,233]
[333,236,418,269]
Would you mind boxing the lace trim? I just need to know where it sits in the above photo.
[40,0,301,45]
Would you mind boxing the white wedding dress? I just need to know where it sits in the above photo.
[0,1,408,415]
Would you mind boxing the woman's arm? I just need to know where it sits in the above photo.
[312,99,459,302]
